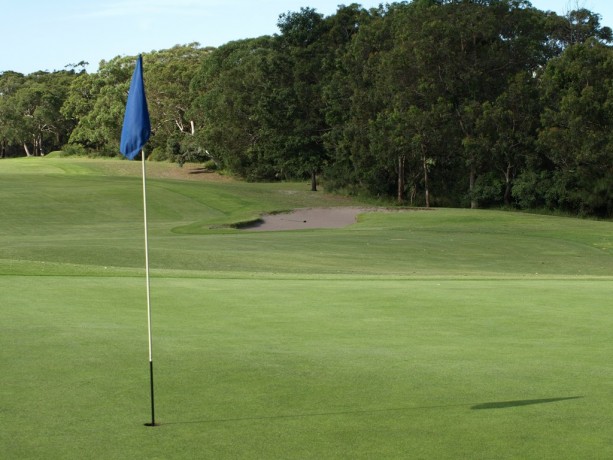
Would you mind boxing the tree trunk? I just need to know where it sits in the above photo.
[310,170,317,192]
[469,163,477,209]
[421,147,430,208]
[504,162,512,205]
[36,135,43,156]
[23,143,32,157]
[397,155,405,204]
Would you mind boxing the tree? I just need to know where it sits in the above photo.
[0,71,26,157]
[275,7,330,190]
[191,37,280,178]
[64,45,212,159]
[63,56,133,154]
[473,71,541,206]
[143,44,213,161]
[0,70,77,156]
[322,5,394,197]
[323,1,554,207]
[536,38,613,216]
[548,8,612,48]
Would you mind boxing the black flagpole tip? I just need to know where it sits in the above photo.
[144,422,159,427]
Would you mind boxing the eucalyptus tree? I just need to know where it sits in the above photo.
[0,71,25,157]
[0,70,76,157]
[273,5,373,190]
[62,55,133,154]
[273,7,331,190]
[473,71,541,206]
[536,38,613,216]
[191,6,367,184]
[421,1,549,207]
[321,5,393,197]
[323,0,553,206]
[547,7,612,49]
[63,46,212,159]
[142,44,213,161]
[369,1,462,206]
[190,37,279,178]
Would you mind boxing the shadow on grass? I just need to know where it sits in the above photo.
[471,396,583,410]
[159,396,583,426]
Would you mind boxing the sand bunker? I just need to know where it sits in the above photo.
[243,207,377,231]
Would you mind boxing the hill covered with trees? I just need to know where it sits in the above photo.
[1,1,612,217]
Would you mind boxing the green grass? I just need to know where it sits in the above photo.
[1,157,612,459]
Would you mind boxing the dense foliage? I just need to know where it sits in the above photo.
[1,1,612,217]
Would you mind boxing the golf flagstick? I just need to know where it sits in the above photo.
[119,55,156,426]
[141,149,156,427]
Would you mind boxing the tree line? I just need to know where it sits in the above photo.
[1,1,612,217]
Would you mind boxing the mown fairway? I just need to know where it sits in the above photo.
[1,158,612,459]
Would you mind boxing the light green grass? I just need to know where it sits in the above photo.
[1,157,612,459]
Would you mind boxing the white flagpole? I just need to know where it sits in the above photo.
[141,149,156,426]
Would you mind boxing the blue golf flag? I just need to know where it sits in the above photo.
[120,55,151,160]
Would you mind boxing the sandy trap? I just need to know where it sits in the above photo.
[242,207,383,231]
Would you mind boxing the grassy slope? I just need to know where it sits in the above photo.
[1,157,612,459]
[1,158,609,278]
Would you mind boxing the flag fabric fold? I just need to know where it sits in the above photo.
[120,55,151,160]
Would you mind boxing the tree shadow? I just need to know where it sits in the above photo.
[471,396,583,410]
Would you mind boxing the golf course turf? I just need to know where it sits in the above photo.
[1,157,612,458]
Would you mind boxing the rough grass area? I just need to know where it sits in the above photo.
[1,157,612,459]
